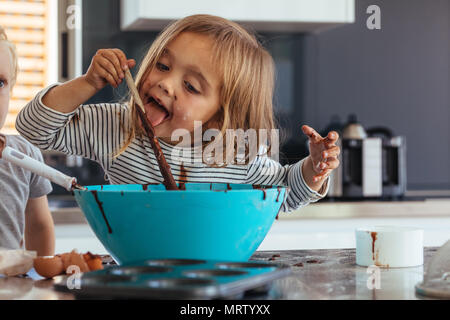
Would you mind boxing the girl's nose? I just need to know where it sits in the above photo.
[158,81,174,97]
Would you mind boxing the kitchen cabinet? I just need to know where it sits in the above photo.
[121,0,355,32]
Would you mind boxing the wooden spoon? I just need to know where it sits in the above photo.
[124,69,179,190]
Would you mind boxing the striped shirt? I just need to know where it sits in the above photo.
[16,84,328,213]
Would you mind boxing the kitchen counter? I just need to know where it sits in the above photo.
[0,247,437,300]
[252,248,436,300]
[49,197,450,254]
[49,198,450,224]
[281,198,450,219]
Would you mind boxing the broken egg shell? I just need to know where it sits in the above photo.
[86,257,103,271]
[33,256,64,279]
[83,252,104,271]
[59,250,89,273]
[59,252,71,270]
[66,251,90,273]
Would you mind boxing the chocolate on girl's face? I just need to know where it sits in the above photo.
[0,44,12,130]
[138,32,221,145]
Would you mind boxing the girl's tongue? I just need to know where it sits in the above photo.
[144,100,169,127]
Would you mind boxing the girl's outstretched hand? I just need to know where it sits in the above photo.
[301,125,340,183]
[85,48,136,90]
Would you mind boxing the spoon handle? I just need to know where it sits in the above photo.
[124,69,145,113]
[123,69,179,190]
[1,146,78,191]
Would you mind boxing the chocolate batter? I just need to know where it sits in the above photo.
[370,232,377,261]
[269,254,281,261]
[306,259,322,264]
[135,106,178,190]
[91,191,113,234]
[276,187,282,202]
[71,180,86,191]
[0,134,6,157]
[252,185,267,200]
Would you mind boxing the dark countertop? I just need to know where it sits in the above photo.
[0,248,437,300]
[252,248,436,300]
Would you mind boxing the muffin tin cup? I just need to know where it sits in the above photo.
[54,258,290,299]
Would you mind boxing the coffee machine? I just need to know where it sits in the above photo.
[328,115,407,199]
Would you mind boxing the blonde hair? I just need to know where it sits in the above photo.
[0,26,18,89]
[120,14,276,165]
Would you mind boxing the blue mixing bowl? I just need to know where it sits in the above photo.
[73,183,286,264]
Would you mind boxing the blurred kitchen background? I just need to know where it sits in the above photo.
[1,0,450,252]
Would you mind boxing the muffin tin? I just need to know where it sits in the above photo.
[53,258,291,299]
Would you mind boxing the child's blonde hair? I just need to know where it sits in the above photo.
[0,26,18,89]
[121,14,276,165]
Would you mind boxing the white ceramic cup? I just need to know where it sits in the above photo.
[355,226,424,268]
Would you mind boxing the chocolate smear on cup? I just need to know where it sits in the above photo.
[91,191,113,234]
[370,232,377,261]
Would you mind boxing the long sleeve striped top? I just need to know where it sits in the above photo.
[16,84,328,213]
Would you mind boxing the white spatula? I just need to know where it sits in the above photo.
[0,145,81,191]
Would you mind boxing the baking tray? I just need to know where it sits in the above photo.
[53,258,291,299]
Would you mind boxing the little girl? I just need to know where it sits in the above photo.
[16,14,340,213]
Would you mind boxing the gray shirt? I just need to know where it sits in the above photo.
[0,135,52,249]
